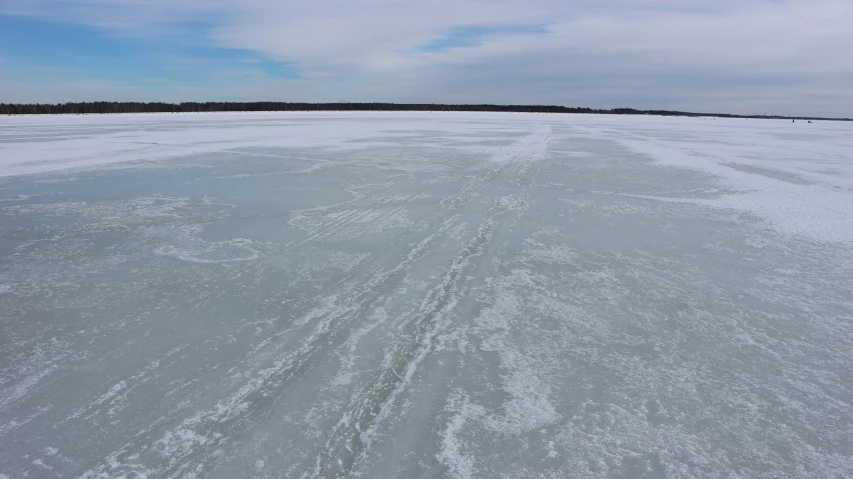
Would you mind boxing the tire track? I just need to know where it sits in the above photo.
[309,125,551,478]
[79,214,459,479]
[78,125,551,479]
[310,217,500,478]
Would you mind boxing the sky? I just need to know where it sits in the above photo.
[1,0,851,117]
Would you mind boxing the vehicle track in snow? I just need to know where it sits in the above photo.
[76,126,552,478]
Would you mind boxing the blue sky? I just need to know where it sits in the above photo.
[0,15,298,98]
[1,0,851,116]
[417,25,549,53]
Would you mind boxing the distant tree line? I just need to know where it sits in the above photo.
[0,102,603,115]
[0,102,847,121]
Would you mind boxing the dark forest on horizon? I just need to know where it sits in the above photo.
[0,102,848,121]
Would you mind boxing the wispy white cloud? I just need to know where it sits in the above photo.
[2,0,851,116]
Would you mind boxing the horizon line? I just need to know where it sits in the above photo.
[1,101,850,122]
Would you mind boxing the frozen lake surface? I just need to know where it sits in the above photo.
[1,112,852,478]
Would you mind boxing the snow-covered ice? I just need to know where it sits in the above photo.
[1,112,852,478]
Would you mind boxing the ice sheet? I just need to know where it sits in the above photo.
[1,112,852,478]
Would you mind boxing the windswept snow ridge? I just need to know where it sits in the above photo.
[1,112,852,478]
